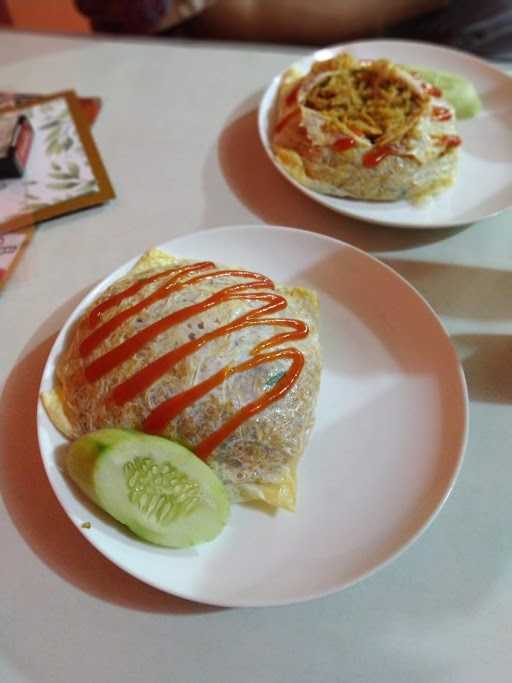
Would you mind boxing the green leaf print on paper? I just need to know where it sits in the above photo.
[46,138,62,155]
[25,202,49,211]
[49,163,81,181]
[40,120,60,131]
[42,107,75,156]
[46,181,80,190]
[22,97,100,213]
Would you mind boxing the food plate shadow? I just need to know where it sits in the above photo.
[0,296,222,615]
[215,101,468,253]
[453,334,512,404]
[451,184,512,225]
[384,259,512,322]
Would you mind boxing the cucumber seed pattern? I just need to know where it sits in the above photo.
[124,457,200,523]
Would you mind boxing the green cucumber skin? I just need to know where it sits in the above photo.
[66,429,230,548]
[412,67,482,119]
[66,429,135,504]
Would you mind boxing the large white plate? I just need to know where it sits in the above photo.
[258,39,512,229]
[37,225,468,606]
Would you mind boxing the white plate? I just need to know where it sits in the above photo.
[258,39,512,229]
[37,225,468,606]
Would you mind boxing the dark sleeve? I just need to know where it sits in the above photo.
[75,0,173,34]
[385,0,512,59]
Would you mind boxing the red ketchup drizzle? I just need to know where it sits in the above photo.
[80,265,309,460]
[274,108,300,134]
[432,106,452,122]
[362,145,396,168]
[441,135,462,148]
[332,137,356,153]
[81,262,215,357]
[285,82,301,107]
[423,83,443,98]
[84,272,274,380]
[147,348,304,460]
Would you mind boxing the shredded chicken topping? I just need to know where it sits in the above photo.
[304,54,428,146]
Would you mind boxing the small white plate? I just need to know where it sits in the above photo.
[258,40,512,229]
[37,225,468,606]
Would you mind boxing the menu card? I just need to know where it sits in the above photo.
[0,90,113,289]
[0,90,114,234]
[0,227,32,287]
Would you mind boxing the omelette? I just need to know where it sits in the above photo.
[272,53,461,202]
[42,249,322,511]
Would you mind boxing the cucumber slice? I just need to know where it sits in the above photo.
[412,67,482,119]
[66,429,230,547]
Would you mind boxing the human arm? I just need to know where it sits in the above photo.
[183,0,448,44]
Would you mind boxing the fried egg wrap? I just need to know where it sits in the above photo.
[42,249,322,511]
[272,53,460,202]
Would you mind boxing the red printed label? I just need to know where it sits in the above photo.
[15,118,33,168]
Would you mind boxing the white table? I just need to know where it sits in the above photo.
[1,30,512,683]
